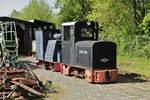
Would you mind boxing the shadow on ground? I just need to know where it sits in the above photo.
[117,73,148,83]
[17,60,38,70]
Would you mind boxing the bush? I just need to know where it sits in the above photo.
[141,13,150,35]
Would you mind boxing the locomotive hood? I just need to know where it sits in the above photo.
[75,41,117,70]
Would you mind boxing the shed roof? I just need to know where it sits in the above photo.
[0,16,32,24]
[30,19,55,26]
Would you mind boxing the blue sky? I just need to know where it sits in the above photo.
[0,0,56,16]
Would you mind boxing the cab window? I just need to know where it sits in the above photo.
[64,26,70,41]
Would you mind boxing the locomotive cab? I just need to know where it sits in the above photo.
[62,21,99,65]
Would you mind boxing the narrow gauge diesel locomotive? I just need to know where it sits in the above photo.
[60,21,118,83]
[34,20,62,70]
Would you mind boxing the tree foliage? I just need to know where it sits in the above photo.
[141,12,150,34]
[11,9,21,18]
[87,0,135,55]
[10,0,53,21]
[87,0,133,38]
[55,0,150,58]
[132,0,145,26]
[55,0,92,25]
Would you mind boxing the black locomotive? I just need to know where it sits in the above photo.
[35,20,118,83]
[60,21,118,83]
[34,20,62,70]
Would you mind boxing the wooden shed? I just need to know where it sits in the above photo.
[0,16,33,55]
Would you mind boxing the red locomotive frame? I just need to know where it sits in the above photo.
[37,60,118,83]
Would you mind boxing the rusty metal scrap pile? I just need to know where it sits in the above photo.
[0,67,44,99]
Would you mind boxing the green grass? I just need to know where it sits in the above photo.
[118,56,150,76]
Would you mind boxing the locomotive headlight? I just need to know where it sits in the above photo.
[100,58,109,63]
[87,22,91,26]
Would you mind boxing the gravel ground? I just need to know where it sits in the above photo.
[19,57,150,100]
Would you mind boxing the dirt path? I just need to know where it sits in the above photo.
[20,57,150,100]
[33,69,150,100]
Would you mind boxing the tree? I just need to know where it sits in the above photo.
[10,9,21,18]
[87,0,142,56]
[87,0,133,38]
[55,0,92,25]
[10,0,53,21]
[132,0,145,26]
